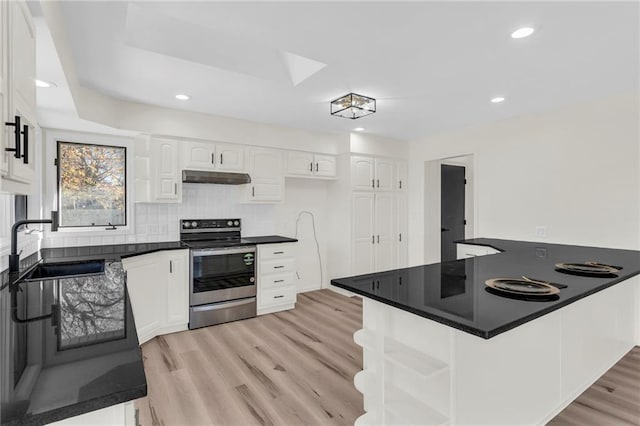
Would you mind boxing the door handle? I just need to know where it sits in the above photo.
[377,235,380,243]
[376,179,380,188]
[274,265,285,269]
[21,124,28,164]
[211,153,215,164]
[441,227,450,232]
[399,233,402,242]
[274,279,284,283]
[315,163,318,172]
[174,183,177,195]
[220,153,223,164]
[252,186,255,197]
[274,295,285,299]
[372,235,375,244]
[169,260,173,273]
[371,179,375,188]
[273,251,284,254]
[5,115,21,159]
[310,162,313,172]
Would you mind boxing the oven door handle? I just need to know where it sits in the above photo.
[192,246,256,256]
[191,297,255,312]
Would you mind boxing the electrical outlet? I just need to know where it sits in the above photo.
[535,226,547,238]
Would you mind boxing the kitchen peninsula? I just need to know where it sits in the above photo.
[331,239,640,426]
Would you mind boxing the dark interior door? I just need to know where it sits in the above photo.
[441,165,465,262]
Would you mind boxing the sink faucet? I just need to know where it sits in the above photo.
[9,211,59,273]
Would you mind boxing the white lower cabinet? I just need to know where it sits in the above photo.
[257,242,297,315]
[122,249,189,345]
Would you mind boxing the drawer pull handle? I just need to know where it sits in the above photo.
[273,251,284,254]
[274,295,284,299]
[274,279,284,283]
[274,265,285,269]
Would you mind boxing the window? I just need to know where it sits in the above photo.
[57,141,127,228]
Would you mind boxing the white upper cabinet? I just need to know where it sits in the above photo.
[314,154,337,177]
[181,141,245,172]
[287,151,314,176]
[351,156,375,191]
[217,143,245,172]
[247,148,284,202]
[182,141,215,171]
[153,138,181,202]
[286,151,336,178]
[134,135,181,203]
[374,158,394,191]
[1,0,36,193]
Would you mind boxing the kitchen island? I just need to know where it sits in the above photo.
[331,239,640,426]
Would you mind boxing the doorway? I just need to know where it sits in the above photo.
[440,164,466,262]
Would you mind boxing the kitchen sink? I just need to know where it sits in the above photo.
[21,260,105,282]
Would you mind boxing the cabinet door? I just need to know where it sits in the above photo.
[122,254,163,345]
[374,192,396,272]
[166,250,189,326]
[217,144,244,172]
[375,158,394,191]
[0,0,8,176]
[351,156,375,191]
[314,154,337,177]
[153,138,180,201]
[286,151,314,176]
[182,141,215,171]
[248,149,283,201]
[10,0,35,120]
[397,192,408,268]
[352,192,375,275]
[396,160,407,191]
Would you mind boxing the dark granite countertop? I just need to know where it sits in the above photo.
[242,235,298,245]
[331,238,640,339]
[0,261,146,425]
[41,241,185,263]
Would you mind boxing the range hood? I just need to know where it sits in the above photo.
[182,170,251,185]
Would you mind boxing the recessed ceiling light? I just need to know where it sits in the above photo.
[353,127,365,132]
[491,97,505,103]
[175,94,191,101]
[511,27,535,39]
[35,79,57,88]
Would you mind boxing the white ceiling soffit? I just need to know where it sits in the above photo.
[49,1,640,140]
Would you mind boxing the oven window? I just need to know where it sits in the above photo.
[193,252,255,293]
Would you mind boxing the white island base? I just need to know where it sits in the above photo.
[353,277,639,426]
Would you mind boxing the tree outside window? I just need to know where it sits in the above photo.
[57,141,126,227]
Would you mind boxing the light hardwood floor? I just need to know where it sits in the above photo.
[137,289,640,426]
[136,290,364,425]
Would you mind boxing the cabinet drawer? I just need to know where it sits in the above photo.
[259,285,296,308]
[260,273,296,290]
[259,243,296,261]
[260,258,296,275]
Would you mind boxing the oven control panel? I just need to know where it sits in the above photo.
[181,219,241,230]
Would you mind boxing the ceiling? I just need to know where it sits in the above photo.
[44,1,639,140]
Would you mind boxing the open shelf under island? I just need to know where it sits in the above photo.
[331,238,640,426]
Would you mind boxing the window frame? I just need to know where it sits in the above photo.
[44,129,134,237]
[56,140,128,229]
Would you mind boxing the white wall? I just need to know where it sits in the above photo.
[408,93,640,265]
[350,132,409,158]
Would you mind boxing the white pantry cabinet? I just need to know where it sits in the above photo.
[134,135,182,203]
[352,191,397,275]
[1,0,36,194]
[257,242,297,315]
[181,140,245,172]
[351,156,395,191]
[122,249,189,345]
[286,151,337,178]
[246,148,284,202]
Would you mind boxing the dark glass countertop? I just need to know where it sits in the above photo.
[0,261,146,425]
[331,238,640,339]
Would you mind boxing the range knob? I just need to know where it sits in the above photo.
[227,220,233,226]
[234,220,240,226]
[183,222,190,228]
[191,221,198,228]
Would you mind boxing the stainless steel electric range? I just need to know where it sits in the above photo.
[180,219,257,329]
